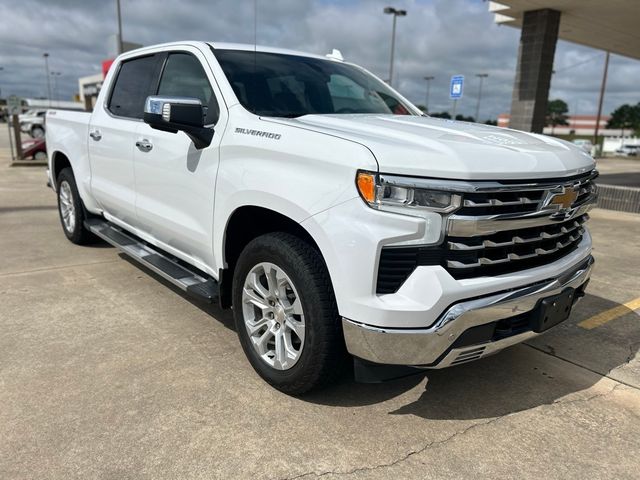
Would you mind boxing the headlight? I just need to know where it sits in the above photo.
[356,171,461,214]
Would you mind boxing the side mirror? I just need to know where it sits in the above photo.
[143,96,214,149]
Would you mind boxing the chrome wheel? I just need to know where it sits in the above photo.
[59,180,76,233]
[242,262,305,370]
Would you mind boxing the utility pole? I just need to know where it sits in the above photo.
[423,76,434,114]
[116,0,124,54]
[43,53,52,106]
[383,6,407,86]
[474,73,488,122]
[593,51,610,153]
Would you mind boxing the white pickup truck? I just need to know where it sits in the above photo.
[46,41,597,394]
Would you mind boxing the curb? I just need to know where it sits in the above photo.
[597,184,640,214]
[10,159,48,167]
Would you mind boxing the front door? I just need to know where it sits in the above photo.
[133,48,224,270]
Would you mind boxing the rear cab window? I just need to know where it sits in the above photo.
[107,54,163,119]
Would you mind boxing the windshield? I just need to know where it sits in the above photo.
[214,49,417,118]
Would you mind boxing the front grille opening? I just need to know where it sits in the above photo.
[376,214,588,294]
[375,173,595,294]
[458,189,545,216]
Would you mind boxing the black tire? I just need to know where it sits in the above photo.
[31,126,45,138]
[56,167,94,245]
[232,232,344,395]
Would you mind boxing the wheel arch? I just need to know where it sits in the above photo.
[219,205,329,308]
[51,150,72,188]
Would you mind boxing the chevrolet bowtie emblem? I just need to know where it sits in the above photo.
[548,189,578,209]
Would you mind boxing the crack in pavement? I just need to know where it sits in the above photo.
[0,259,119,278]
[274,383,623,480]
[525,343,640,391]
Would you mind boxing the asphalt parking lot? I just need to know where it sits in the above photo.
[1,128,639,479]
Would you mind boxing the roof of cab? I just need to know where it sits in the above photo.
[116,40,334,62]
[207,42,332,61]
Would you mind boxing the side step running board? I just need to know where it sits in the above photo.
[85,218,219,303]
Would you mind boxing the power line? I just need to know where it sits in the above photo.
[553,52,604,74]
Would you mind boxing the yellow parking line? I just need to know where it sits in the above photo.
[578,297,640,330]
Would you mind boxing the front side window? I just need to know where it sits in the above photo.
[108,54,161,119]
[214,50,416,117]
[157,52,219,124]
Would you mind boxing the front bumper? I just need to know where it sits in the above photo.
[342,255,593,367]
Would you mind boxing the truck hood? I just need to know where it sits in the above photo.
[270,114,595,180]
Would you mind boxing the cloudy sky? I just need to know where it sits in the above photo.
[0,0,639,120]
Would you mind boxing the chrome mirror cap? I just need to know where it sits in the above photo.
[143,95,213,150]
[144,96,202,119]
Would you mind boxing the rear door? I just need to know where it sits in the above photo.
[88,53,163,226]
[133,47,225,269]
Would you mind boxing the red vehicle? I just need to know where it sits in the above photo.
[21,137,47,160]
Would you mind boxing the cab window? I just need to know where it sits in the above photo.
[108,54,161,119]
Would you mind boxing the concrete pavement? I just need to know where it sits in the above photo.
[1,126,639,479]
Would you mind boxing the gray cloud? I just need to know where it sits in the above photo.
[0,0,638,120]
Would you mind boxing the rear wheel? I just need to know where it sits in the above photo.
[56,167,94,244]
[31,126,45,138]
[232,232,344,395]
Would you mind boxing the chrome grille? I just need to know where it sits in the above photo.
[445,215,588,272]
[376,171,597,293]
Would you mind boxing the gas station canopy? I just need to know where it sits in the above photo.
[489,0,640,60]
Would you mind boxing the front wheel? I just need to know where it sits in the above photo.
[232,232,344,395]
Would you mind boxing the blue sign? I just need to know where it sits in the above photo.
[450,75,464,100]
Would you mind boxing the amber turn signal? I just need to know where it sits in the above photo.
[356,172,377,203]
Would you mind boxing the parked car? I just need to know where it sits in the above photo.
[572,139,594,155]
[20,115,46,138]
[615,144,640,156]
[45,41,597,394]
[22,137,47,160]
[18,108,47,122]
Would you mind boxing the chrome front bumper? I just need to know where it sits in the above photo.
[342,255,594,368]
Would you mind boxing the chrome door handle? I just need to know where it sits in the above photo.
[89,130,102,141]
[135,139,153,152]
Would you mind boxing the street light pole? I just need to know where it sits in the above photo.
[474,73,488,122]
[116,0,124,54]
[43,53,52,107]
[423,75,434,114]
[383,6,407,86]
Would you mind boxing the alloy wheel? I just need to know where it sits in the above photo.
[241,262,306,370]
[59,180,76,233]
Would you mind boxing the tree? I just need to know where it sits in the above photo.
[607,103,640,136]
[546,99,569,134]
[485,119,498,126]
[429,111,451,119]
[455,114,475,122]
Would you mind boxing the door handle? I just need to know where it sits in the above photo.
[89,129,102,141]
[135,139,153,152]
